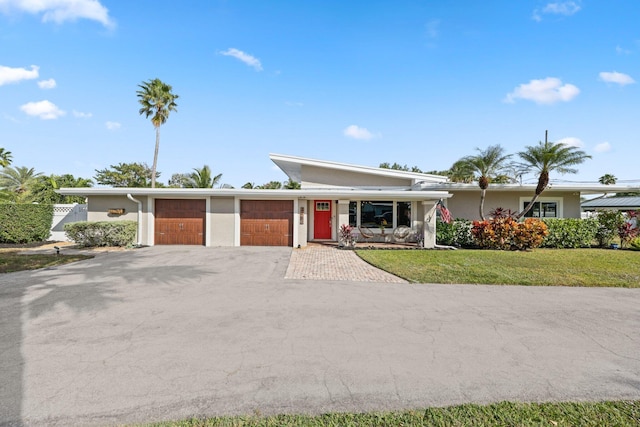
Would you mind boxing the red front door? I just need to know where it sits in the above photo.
[314,200,332,239]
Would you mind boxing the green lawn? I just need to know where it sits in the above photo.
[140,401,640,426]
[0,251,93,273]
[356,248,640,287]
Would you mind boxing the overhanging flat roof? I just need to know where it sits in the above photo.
[416,182,640,195]
[58,187,452,201]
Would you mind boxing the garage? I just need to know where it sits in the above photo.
[240,200,293,246]
[155,199,206,245]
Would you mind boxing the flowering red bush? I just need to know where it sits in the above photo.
[471,208,548,251]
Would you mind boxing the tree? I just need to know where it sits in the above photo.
[168,173,190,188]
[185,165,222,188]
[0,166,43,201]
[515,131,591,219]
[0,148,12,168]
[94,162,159,187]
[257,181,283,189]
[453,145,511,220]
[379,162,424,173]
[137,78,179,188]
[598,174,617,185]
[27,174,93,204]
[242,182,255,189]
[283,179,301,189]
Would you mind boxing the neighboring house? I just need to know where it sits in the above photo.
[581,196,640,213]
[58,153,640,247]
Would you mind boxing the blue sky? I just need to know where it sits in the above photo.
[1,0,639,187]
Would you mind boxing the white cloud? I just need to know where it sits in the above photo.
[504,77,580,104]
[0,0,114,28]
[105,121,121,130]
[616,45,631,55]
[20,100,65,119]
[557,137,584,148]
[73,110,92,118]
[533,1,581,21]
[37,78,56,89]
[594,142,611,153]
[219,48,263,71]
[343,125,379,140]
[542,1,581,15]
[0,64,39,86]
[599,71,635,86]
[425,19,439,39]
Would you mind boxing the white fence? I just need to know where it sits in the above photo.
[50,204,87,241]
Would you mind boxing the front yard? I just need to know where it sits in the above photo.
[357,248,640,287]
[0,248,93,273]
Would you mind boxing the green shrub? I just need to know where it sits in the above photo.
[0,203,54,243]
[64,221,137,247]
[629,236,640,251]
[436,219,474,247]
[541,218,598,248]
[595,210,625,247]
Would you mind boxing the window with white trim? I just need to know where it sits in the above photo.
[519,197,563,218]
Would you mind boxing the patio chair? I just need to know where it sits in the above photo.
[358,226,375,244]
[392,225,412,243]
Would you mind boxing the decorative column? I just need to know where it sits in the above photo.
[422,200,438,249]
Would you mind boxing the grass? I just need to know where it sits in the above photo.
[139,401,640,426]
[0,251,93,273]
[356,248,640,287]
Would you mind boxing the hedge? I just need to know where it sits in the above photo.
[436,219,474,247]
[64,221,137,247]
[0,203,54,243]
[541,218,599,248]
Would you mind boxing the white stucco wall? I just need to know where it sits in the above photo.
[210,197,235,246]
[446,191,582,220]
[301,165,411,188]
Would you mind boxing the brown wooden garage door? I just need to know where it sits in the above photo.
[241,200,293,246]
[155,199,206,245]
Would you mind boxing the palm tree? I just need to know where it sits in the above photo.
[186,165,222,188]
[0,148,12,168]
[515,131,591,219]
[447,161,475,183]
[0,166,43,201]
[453,145,511,220]
[598,174,617,185]
[137,78,179,188]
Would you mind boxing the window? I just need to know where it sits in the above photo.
[520,199,561,218]
[315,201,330,211]
[349,201,357,227]
[397,202,411,226]
[360,201,393,227]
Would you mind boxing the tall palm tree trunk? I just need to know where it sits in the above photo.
[479,189,486,220]
[151,126,160,188]
[516,170,549,219]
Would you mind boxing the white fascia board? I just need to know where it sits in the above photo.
[58,187,452,201]
[269,153,448,184]
[417,182,640,194]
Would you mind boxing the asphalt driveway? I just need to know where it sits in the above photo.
[1,246,639,426]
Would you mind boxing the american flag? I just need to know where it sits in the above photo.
[438,201,452,224]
